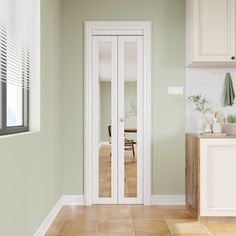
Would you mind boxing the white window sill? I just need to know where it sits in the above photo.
[0,130,40,139]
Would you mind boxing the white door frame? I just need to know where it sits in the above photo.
[84,21,152,205]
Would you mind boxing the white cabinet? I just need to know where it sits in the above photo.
[200,139,236,216]
[186,0,236,67]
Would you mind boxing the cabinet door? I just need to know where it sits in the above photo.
[193,0,236,62]
[200,139,236,216]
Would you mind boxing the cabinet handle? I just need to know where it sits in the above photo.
[231,56,235,60]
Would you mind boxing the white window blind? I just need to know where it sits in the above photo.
[0,0,35,90]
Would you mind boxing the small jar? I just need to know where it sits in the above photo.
[212,123,222,133]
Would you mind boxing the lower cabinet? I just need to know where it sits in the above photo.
[186,134,236,219]
[200,138,236,217]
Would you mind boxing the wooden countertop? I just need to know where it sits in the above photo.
[186,133,236,139]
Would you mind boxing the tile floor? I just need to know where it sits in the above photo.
[46,205,236,236]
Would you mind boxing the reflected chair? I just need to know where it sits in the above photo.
[108,125,136,161]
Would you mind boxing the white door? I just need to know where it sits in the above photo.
[92,35,144,204]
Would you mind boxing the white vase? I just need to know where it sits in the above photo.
[197,115,209,133]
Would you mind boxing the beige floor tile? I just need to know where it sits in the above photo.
[172,234,209,236]
[47,205,236,236]
[211,233,236,236]
[162,208,195,220]
[99,205,131,210]
[167,220,208,234]
[133,219,170,234]
[65,205,100,213]
[59,220,97,235]
[131,205,163,219]
[161,206,187,210]
[59,233,95,236]
[99,208,131,220]
[205,223,236,233]
[67,211,100,221]
[97,219,133,233]
[135,232,172,236]
[46,219,65,235]
[96,233,133,236]
[63,206,100,221]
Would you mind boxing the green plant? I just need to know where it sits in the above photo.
[125,100,137,119]
[188,95,211,115]
[227,115,236,123]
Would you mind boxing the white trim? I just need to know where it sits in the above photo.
[33,197,64,236]
[151,194,186,205]
[61,195,84,205]
[30,0,41,132]
[84,21,152,205]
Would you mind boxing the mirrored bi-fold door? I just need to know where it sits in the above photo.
[92,35,143,204]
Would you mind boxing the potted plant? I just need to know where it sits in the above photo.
[188,95,211,133]
[222,114,236,135]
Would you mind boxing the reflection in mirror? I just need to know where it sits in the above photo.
[99,42,112,198]
[124,42,137,198]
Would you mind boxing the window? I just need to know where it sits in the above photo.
[0,0,35,135]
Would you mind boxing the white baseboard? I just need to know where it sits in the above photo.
[33,197,64,236]
[61,195,84,205]
[34,195,84,236]
[34,194,185,235]
[151,194,185,205]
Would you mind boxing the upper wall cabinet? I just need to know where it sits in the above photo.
[186,0,236,67]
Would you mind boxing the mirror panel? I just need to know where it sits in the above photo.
[123,42,137,198]
[99,42,112,198]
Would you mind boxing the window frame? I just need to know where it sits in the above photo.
[0,7,30,136]
[0,81,29,135]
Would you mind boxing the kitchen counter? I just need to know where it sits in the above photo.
[187,133,236,139]
[186,134,236,222]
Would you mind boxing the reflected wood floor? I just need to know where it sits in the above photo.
[99,145,137,198]
[46,204,236,235]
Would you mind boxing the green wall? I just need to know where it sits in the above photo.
[0,0,62,235]
[62,0,185,195]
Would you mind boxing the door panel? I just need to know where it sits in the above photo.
[92,35,143,204]
[93,36,118,204]
[118,36,143,204]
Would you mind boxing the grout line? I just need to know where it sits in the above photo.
[159,205,166,220]
[56,218,66,235]
[202,223,213,236]
[159,206,174,236]
[94,206,101,235]
[165,220,174,236]
[47,206,67,235]
[130,205,135,236]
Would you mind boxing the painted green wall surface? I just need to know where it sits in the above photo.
[0,0,62,235]
[62,0,185,195]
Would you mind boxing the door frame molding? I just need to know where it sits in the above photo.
[84,21,152,205]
